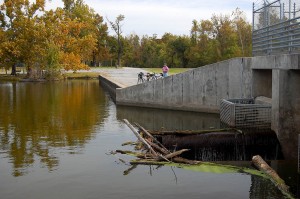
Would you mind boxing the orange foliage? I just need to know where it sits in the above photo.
[60,52,89,72]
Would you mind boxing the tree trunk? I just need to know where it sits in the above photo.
[11,63,16,76]
[252,155,290,194]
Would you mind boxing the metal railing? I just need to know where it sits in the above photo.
[253,16,300,56]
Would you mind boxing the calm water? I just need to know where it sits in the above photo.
[0,80,298,199]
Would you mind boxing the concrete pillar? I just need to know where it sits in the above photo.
[272,69,300,160]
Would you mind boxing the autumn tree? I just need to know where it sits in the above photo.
[60,0,99,71]
[0,0,46,76]
[91,14,109,67]
[186,9,252,67]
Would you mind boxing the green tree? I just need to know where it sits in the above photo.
[122,33,141,67]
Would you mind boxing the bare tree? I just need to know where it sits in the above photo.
[107,14,125,68]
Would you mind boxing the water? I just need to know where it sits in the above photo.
[0,80,298,199]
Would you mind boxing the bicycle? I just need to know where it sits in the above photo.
[137,72,146,84]
[147,72,163,81]
[137,72,163,84]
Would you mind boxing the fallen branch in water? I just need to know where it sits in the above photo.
[122,141,138,146]
[164,149,190,160]
[145,139,170,155]
[252,155,295,199]
[135,123,169,152]
[123,119,158,156]
[123,119,192,164]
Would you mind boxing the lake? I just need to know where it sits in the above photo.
[0,80,298,199]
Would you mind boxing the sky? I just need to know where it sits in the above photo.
[46,0,255,38]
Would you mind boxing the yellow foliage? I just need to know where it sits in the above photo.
[60,52,89,72]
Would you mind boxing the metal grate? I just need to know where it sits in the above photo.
[220,99,271,129]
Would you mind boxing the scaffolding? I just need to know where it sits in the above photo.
[252,0,300,55]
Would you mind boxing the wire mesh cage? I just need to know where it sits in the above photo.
[220,98,271,128]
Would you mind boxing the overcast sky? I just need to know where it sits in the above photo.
[46,0,254,38]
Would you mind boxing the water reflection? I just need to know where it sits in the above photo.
[0,80,108,176]
[116,105,220,130]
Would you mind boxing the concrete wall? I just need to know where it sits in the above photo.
[99,75,123,101]
[117,58,253,113]
[116,54,300,159]
[272,69,300,159]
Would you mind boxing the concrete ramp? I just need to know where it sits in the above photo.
[117,58,253,113]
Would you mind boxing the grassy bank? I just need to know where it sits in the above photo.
[0,72,101,81]
[64,72,100,79]
[0,74,27,81]
[0,67,190,81]
[144,68,191,75]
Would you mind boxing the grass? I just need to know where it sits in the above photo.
[64,72,100,79]
[0,67,191,81]
[144,68,191,75]
[0,74,26,81]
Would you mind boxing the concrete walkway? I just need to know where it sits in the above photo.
[88,67,149,88]
[1,66,149,88]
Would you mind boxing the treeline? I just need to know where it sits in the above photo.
[0,0,110,77]
[122,8,252,68]
[0,0,252,78]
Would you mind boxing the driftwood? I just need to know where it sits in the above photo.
[145,139,170,155]
[123,119,192,164]
[135,123,169,152]
[130,157,200,165]
[123,119,171,162]
[252,155,294,198]
[164,149,190,159]
[171,157,200,165]
[122,141,137,146]
[123,119,158,156]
